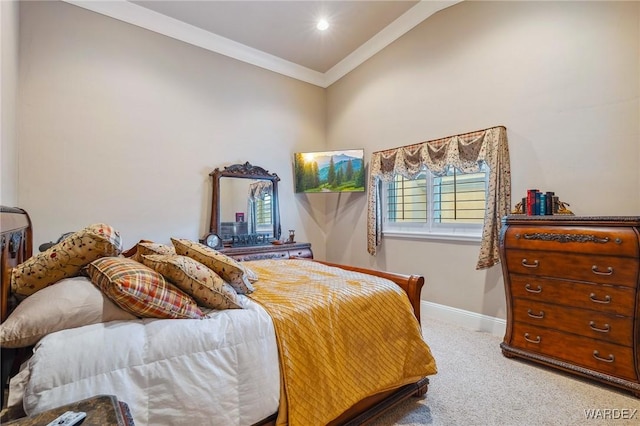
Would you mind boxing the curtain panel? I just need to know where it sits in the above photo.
[367,126,511,269]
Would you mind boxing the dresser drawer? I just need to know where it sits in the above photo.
[288,248,313,259]
[220,243,313,262]
[512,299,633,346]
[509,275,636,316]
[230,251,289,261]
[511,323,637,382]
[504,226,639,257]
[505,249,639,287]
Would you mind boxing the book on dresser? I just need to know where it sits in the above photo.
[499,215,640,398]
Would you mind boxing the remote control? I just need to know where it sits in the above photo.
[45,411,87,426]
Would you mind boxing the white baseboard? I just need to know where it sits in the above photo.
[421,300,506,337]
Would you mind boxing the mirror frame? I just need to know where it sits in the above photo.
[209,162,281,243]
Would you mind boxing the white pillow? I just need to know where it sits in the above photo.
[0,276,137,348]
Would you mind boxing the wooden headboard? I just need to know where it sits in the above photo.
[0,207,32,322]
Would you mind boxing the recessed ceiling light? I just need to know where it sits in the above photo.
[317,19,329,31]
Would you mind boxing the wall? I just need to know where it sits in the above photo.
[325,1,640,321]
[1,0,19,206]
[17,1,327,257]
[11,1,640,325]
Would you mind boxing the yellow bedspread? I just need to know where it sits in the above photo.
[246,259,437,426]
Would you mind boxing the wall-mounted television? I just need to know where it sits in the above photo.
[293,149,365,193]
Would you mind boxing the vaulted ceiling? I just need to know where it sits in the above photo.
[65,0,459,87]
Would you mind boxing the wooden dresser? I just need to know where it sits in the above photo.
[219,242,313,262]
[499,215,640,397]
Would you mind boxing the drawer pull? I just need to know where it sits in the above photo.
[521,259,539,268]
[591,265,613,276]
[589,293,611,304]
[592,350,615,363]
[527,309,544,319]
[524,333,541,344]
[589,321,610,333]
[524,283,542,293]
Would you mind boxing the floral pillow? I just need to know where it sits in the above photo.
[132,241,176,262]
[171,238,255,294]
[141,254,242,310]
[86,257,203,319]
[0,276,136,348]
[11,223,123,297]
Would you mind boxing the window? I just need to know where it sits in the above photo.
[367,126,509,267]
[383,164,489,240]
[255,193,272,231]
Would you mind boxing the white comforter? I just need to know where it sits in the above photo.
[13,296,280,425]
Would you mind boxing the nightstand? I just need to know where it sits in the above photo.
[5,395,134,425]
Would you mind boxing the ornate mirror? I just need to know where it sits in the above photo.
[208,162,281,246]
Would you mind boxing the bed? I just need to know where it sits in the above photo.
[0,207,437,425]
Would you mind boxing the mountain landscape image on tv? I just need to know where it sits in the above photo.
[294,149,365,193]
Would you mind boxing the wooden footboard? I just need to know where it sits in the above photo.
[253,376,429,426]
[308,260,429,425]
[253,259,429,426]
[314,260,425,324]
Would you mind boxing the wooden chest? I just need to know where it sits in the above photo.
[499,215,640,397]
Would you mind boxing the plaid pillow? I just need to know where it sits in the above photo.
[141,254,242,310]
[87,257,203,319]
[11,223,123,297]
[171,238,255,294]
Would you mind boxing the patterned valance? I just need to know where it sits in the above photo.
[367,126,511,269]
[249,180,272,200]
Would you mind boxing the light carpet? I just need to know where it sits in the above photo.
[369,316,640,426]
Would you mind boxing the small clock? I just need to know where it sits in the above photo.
[203,233,223,249]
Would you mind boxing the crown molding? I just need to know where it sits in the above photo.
[62,0,460,88]
[324,1,460,86]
